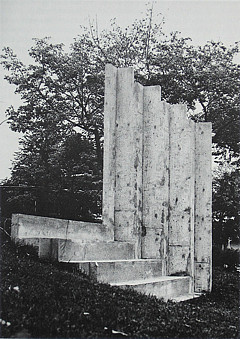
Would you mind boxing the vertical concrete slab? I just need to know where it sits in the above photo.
[168,104,195,279]
[114,68,143,258]
[194,123,212,292]
[102,64,117,240]
[142,89,169,270]
[188,119,195,285]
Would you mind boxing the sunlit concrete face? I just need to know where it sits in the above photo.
[103,64,212,292]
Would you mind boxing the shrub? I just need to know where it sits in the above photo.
[213,245,239,269]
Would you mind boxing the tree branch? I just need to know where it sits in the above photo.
[0,118,8,126]
[198,98,208,122]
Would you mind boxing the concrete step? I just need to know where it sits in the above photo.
[171,293,201,303]
[110,276,192,301]
[69,259,163,283]
[58,240,136,261]
[17,238,136,262]
[12,214,113,242]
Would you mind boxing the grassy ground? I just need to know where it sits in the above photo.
[1,235,239,338]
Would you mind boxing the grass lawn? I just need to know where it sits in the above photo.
[1,234,239,338]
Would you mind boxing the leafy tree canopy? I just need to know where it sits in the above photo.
[213,169,239,245]
[1,9,239,159]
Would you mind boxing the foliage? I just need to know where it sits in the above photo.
[212,169,239,246]
[1,234,239,338]
[1,10,239,159]
[1,37,105,167]
[85,16,240,156]
[213,245,239,269]
[1,134,102,221]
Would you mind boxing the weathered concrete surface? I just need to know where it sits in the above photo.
[58,240,135,261]
[11,214,113,242]
[111,276,192,301]
[168,104,195,281]
[171,293,201,302]
[77,259,163,283]
[142,92,169,267]
[102,64,118,237]
[114,68,143,258]
[194,123,212,292]
[141,228,163,259]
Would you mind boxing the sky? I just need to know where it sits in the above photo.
[0,0,240,180]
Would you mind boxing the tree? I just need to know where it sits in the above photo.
[1,12,239,157]
[213,170,239,247]
[3,133,102,220]
[1,37,105,219]
[86,20,240,156]
[1,38,105,168]
[1,9,239,231]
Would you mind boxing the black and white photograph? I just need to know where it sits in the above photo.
[0,1,239,338]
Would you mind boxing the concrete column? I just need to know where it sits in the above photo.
[194,123,212,292]
[102,64,117,240]
[168,104,195,280]
[114,67,144,258]
[142,88,169,272]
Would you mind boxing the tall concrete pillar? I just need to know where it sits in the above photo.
[168,104,195,281]
[194,123,212,292]
[142,89,169,274]
[102,64,117,240]
[102,65,144,258]
[114,68,144,258]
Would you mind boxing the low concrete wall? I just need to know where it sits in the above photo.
[11,214,114,243]
[78,259,163,283]
[113,276,192,300]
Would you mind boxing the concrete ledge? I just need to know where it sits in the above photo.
[171,292,202,302]
[11,214,113,242]
[58,240,135,261]
[111,276,192,300]
[77,259,163,283]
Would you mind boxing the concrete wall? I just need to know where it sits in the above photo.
[11,214,113,242]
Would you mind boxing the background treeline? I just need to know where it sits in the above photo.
[1,9,239,248]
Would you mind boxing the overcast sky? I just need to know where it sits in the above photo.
[0,0,240,180]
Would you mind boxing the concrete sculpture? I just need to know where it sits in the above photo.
[12,65,212,300]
